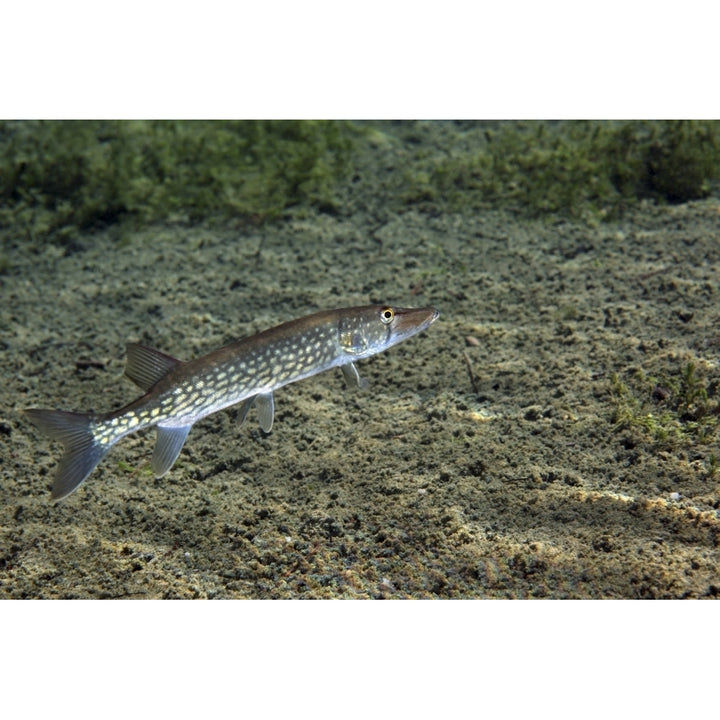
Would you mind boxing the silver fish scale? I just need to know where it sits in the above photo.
[149,323,339,427]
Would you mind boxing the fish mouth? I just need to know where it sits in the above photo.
[391,306,440,341]
[414,306,440,329]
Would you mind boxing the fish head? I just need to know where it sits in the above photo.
[337,305,440,358]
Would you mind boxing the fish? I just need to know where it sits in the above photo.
[25,304,440,501]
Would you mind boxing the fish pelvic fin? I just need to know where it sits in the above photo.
[25,409,111,501]
[255,392,275,433]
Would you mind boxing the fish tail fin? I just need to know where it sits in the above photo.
[25,409,111,501]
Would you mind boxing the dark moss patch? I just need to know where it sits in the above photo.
[401,121,720,221]
[3,121,718,247]
[0,120,356,243]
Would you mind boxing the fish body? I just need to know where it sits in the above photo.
[26,305,439,500]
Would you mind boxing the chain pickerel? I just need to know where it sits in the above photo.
[26,305,439,501]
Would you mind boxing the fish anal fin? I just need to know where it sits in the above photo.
[152,424,192,477]
[126,343,182,391]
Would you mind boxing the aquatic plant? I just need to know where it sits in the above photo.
[403,120,720,221]
[0,120,356,243]
[610,361,720,450]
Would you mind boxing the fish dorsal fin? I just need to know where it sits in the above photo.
[125,343,183,391]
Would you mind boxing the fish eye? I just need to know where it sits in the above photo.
[380,307,394,324]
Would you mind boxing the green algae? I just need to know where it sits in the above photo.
[610,360,720,451]
[0,120,356,244]
[402,120,720,222]
[2,121,719,248]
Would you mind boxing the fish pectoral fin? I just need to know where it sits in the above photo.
[125,343,183,391]
[341,362,369,389]
[255,392,275,433]
[152,424,192,477]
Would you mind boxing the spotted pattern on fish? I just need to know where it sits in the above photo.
[25,305,439,501]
